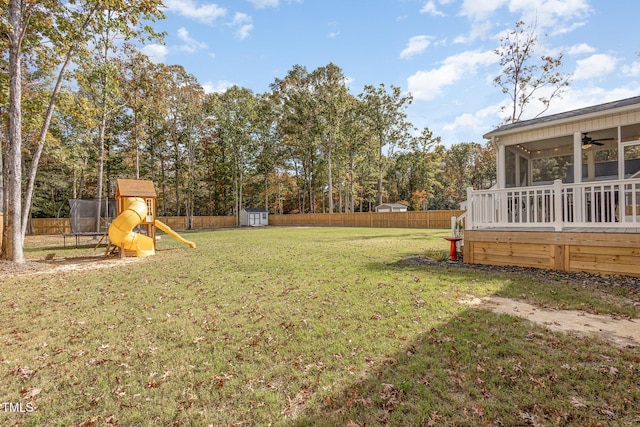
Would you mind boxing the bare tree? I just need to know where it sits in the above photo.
[494,20,571,124]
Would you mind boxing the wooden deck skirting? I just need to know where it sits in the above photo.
[463,229,640,277]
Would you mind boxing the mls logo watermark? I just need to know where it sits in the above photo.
[2,402,35,413]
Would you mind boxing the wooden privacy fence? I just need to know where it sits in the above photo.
[26,211,463,236]
[269,211,464,228]
[27,216,236,236]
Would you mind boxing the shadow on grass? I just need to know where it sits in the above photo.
[285,266,639,427]
[23,244,106,253]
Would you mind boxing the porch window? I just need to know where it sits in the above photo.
[623,144,640,178]
[532,155,573,184]
[582,147,619,181]
[504,148,531,187]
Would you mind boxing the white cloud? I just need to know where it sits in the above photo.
[458,0,590,41]
[344,76,355,89]
[453,19,493,43]
[567,43,596,56]
[507,0,591,33]
[421,1,445,16]
[623,62,640,77]
[202,80,236,93]
[140,44,168,63]
[444,113,481,132]
[327,21,340,39]
[246,0,279,8]
[400,35,431,59]
[236,24,254,39]
[407,50,498,100]
[444,103,501,138]
[541,85,640,116]
[460,0,507,21]
[573,54,618,80]
[176,27,208,53]
[164,0,227,24]
[229,12,253,39]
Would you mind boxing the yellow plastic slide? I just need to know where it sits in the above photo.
[108,197,155,257]
[155,219,196,248]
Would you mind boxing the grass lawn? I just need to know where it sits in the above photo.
[1,227,639,426]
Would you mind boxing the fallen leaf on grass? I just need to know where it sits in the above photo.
[570,396,587,408]
[281,385,310,417]
[75,416,99,427]
[419,375,430,386]
[20,387,41,399]
[15,365,36,380]
[518,412,542,427]
[528,374,545,388]
[380,383,402,411]
[597,407,617,419]
[426,410,441,426]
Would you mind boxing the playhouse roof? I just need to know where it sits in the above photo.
[116,179,157,198]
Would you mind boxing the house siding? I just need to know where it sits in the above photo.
[499,110,640,147]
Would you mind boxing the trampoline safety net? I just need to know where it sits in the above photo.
[68,198,116,234]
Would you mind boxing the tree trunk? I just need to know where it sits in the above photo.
[327,144,333,214]
[378,138,384,206]
[21,37,83,238]
[3,0,25,262]
[161,159,166,216]
[174,140,181,216]
[233,169,239,227]
[264,169,269,211]
[336,155,342,213]
[349,150,355,213]
[95,109,107,232]
[134,109,139,179]
[0,105,4,222]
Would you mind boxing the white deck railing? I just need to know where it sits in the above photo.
[466,178,640,231]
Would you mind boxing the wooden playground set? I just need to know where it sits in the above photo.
[107,179,195,257]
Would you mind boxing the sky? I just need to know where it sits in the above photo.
[141,0,640,147]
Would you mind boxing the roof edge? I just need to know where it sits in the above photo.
[483,96,640,139]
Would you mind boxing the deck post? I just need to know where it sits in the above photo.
[466,187,474,229]
[553,179,563,231]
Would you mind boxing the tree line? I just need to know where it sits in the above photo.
[2,1,567,262]
[43,59,498,217]
[2,28,497,217]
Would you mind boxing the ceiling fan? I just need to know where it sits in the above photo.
[581,132,614,149]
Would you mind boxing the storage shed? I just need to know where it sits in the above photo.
[375,203,408,212]
[240,208,269,226]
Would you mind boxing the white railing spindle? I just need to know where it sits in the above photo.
[467,178,640,230]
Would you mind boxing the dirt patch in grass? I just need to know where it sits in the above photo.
[0,255,141,277]
[401,255,640,348]
[460,296,639,348]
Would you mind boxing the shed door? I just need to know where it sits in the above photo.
[249,213,260,225]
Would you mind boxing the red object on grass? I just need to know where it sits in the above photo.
[444,237,463,261]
